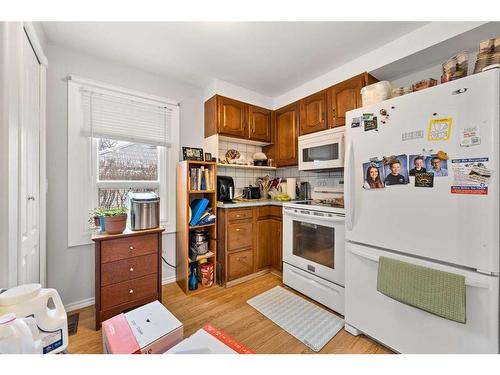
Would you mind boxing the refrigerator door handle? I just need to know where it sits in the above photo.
[349,247,491,290]
[345,139,355,231]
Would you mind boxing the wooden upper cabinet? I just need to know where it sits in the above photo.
[218,96,248,138]
[204,95,272,142]
[248,105,272,142]
[327,72,378,128]
[276,103,299,167]
[299,90,327,135]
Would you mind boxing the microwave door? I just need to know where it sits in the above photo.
[299,131,344,170]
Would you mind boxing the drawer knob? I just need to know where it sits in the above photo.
[236,228,241,232]
[129,246,134,250]
[129,289,134,294]
[129,267,134,272]
[236,214,241,218]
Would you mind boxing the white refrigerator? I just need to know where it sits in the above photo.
[344,68,499,353]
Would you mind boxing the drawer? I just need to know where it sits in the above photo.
[227,221,253,251]
[227,208,253,222]
[101,273,158,310]
[228,249,254,281]
[101,234,157,264]
[101,253,158,287]
[345,242,499,354]
[257,205,282,219]
[283,263,344,315]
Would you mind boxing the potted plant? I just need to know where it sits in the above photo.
[102,207,128,234]
[88,208,106,231]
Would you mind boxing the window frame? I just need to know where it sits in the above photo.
[67,75,179,248]
[92,138,168,225]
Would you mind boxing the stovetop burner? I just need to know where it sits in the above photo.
[295,199,344,209]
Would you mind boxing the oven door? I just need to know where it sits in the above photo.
[298,129,344,171]
[283,207,345,286]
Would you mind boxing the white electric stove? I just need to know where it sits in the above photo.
[282,187,345,315]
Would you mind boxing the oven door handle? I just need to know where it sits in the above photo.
[284,209,345,223]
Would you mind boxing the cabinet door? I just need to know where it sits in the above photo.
[271,219,283,271]
[256,219,272,271]
[217,96,247,138]
[299,90,327,135]
[248,105,271,142]
[276,103,299,167]
[327,73,374,128]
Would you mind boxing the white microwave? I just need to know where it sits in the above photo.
[298,127,345,171]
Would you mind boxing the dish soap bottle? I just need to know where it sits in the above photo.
[189,263,198,291]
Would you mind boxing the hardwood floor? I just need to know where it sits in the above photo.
[67,273,392,354]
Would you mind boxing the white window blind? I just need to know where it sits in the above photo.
[81,87,175,147]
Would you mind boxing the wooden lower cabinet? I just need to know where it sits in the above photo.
[228,249,254,281]
[217,205,283,286]
[92,228,164,330]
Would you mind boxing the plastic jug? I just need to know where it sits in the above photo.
[0,284,68,354]
[0,313,43,354]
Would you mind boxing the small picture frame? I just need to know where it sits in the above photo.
[182,147,204,161]
[204,152,212,162]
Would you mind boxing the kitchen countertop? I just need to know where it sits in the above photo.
[217,199,292,209]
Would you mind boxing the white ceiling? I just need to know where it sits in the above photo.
[41,22,427,97]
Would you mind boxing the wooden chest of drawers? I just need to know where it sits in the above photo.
[92,228,164,330]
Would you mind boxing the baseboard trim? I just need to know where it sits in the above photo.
[64,276,176,312]
[65,297,95,312]
[162,275,176,285]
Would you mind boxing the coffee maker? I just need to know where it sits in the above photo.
[217,176,234,202]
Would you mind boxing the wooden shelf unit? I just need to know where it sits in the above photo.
[176,160,218,294]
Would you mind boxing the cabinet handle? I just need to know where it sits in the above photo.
[129,267,134,272]
[332,108,336,116]
[129,289,134,294]
[129,246,134,250]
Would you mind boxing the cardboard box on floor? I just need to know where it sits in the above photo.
[102,301,183,354]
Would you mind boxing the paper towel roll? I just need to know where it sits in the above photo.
[287,178,297,199]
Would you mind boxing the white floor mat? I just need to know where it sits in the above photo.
[247,286,344,352]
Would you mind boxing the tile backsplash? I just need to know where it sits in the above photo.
[275,167,344,190]
[216,140,344,196]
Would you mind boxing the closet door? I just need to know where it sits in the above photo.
[19,32,41,284]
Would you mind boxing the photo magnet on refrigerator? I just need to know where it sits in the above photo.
[351,117,361,128]
[414,173,434,188]
[362,161,385,189]
[427,117,452,141]
[363,113,378,132]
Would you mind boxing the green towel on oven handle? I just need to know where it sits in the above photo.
[377,256,466,324]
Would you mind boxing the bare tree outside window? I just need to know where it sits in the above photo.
[98,139,158,181]
[97,138,159,209]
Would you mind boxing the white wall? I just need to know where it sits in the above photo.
[204,78,274,109]
[46,43,204,307]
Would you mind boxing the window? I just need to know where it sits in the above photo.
[67,76,179,247]
[96,138,159,209]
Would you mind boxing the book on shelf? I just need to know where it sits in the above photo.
[189,166,214,191]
